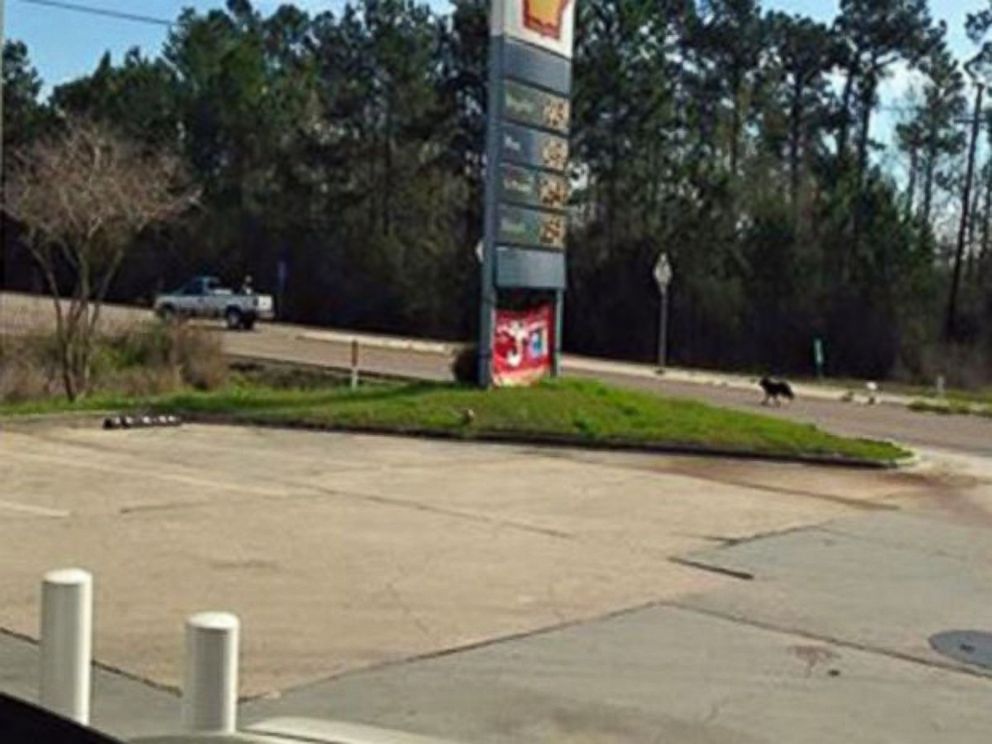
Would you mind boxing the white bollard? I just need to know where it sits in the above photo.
[39,568,93,725]
[182,612,240,734]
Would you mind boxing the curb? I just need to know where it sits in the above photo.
[0,410,116,430]
[907,399,992,419]
[893,452,924,469]
[175,412,910,471]
[0,408,913,470]
[297,330,458,356]
[225,354,418,384]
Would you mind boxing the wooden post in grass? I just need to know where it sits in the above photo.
[350,340,360,390]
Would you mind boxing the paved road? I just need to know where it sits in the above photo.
[4,291,990,456]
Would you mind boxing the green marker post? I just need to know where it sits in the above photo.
[813,338,825,379]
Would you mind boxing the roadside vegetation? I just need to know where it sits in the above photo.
[0,343,909,466]
[0,323,227,405]
[4,120,196,400]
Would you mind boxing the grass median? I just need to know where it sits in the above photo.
[1,376,909,465]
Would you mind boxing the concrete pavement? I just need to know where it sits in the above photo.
[0,420,957,739]
[1,421,911,697]
[242,601,992,744]
[238,447,992,743]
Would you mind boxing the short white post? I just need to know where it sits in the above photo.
[350,339,360,390]
[39,568,93,725]
[182,612,239,734]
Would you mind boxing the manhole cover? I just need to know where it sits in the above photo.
[929,630,992,671]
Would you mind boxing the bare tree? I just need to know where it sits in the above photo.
[2,120,196,400]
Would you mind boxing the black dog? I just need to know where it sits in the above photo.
[759,377,795,406]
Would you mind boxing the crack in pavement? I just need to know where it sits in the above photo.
[0,626,180,698]
[668,558,754,581]
[100,466,577,543]
[236,598,670,704]
[282,482,578,541]
[115,473,581,543]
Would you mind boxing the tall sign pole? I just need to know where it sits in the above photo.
[478,0,578,387]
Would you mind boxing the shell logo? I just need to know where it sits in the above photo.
[523,0,572,40]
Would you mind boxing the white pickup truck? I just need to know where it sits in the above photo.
[154,276,274,330]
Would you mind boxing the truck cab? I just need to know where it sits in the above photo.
[180,276,226,296]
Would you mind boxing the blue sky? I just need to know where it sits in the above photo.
[6,1,978,90]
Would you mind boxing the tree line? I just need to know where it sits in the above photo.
[3,0,992,383]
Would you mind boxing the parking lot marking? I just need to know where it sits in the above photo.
[0,499,70,518]
[8,449,287,498]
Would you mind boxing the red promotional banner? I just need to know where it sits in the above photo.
[492,304,554,387]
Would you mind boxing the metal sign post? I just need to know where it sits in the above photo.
[653,253,672,369]
[477,0,578,387]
